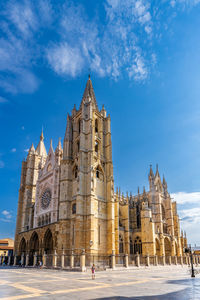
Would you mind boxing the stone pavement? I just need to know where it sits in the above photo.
[0,265,199,300]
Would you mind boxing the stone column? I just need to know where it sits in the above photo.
[136,254,140,267]
[13,255,17,266]
[33,253,37,267]
[8,255,11,266]
[168,256,171,265]
[26,254,29,267]
[70,251,74,268]
[124,254,128,268]
[180,256,183,265]
[174,256,177,265]
[111,251,115,269]
[154,255,158,266]
[53,250,57,268]
[161,255,165,265]
[21,253,25,266]
[146,255,150,267]
[0,255,2,265]
[43,252,47,268]
[61,250,65,269]
[80,250,86,272]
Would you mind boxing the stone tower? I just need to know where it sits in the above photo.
[58,76,115,255]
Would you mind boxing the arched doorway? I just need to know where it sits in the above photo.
[19,237,26,254]
[164,237,171,256]
[134,236,142,254]
[155,238,160,256]
[29,232,39,265]
[44,229,53,254]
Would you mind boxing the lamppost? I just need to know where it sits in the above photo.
[184,245,195,278]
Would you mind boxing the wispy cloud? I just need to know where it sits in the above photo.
[0,0,200,94]
[170,0,200,8]
[0,210,13,223]
[171,191,200,205]
[172,191,200,244]
[11,148,16,153]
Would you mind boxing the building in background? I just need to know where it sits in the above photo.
[14,76,187,267]
[0,238,14,256]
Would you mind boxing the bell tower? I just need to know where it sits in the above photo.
[59,76,115,256]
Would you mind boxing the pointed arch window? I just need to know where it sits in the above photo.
[78,119,81,134]
[134,236,142,254]
[95,141,98,154]
[130,238,133,254]
[136,204,141,228]
[95,119,98,133]
[96,165,104,181]
[74,165,78,179]
[72,203,76,214]
[119,235,124,254]
[161,204,166,220]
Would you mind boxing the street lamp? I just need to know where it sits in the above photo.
[184,245,195,278]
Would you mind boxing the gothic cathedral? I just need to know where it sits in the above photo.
[14,76,187,267]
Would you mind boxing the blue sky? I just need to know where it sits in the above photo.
[0,0,200,245]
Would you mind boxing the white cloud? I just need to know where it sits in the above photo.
[47,43,84,77]
[24,148,29,152]
[171,0,200,7]
[11,148,16,153]
[0,210,12,223]
[1,0,200,93]
[171,192,200,205]
[172,191,200,244]
[6,1,38,39]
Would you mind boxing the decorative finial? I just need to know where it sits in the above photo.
[40,127,44,141]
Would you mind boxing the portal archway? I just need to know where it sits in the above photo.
[29,232,39,253]
[43,229,53,254]
[164,237,171,256]
[155,238,160,256]
[19,237,26,254]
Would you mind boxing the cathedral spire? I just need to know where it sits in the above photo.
[80,75,98,110]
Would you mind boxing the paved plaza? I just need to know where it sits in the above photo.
[0,265,199,300]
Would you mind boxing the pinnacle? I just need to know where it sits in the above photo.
[80,75,98,110]
[29,143,35,153]
[40,127,44,141]
[149,164,154,178]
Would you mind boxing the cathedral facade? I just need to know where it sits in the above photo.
[14,76,187,267]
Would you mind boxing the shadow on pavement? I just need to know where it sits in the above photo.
[92,288,190,300]
[94,278,200,300]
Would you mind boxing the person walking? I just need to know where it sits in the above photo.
[91,264,95,280]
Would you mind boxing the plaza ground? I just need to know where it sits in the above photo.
[0,265,199,300]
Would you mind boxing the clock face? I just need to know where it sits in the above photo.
[41,189,51,209]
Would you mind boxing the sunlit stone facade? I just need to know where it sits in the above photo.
[14,76,187,267]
